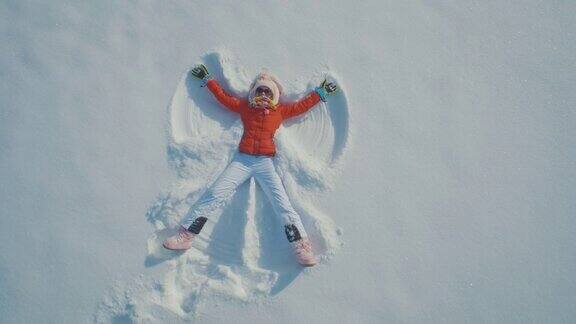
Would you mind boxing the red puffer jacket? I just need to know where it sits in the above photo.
[206,79,321,156]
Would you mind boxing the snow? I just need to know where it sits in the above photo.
[93,51,348,322]
[1,1,576,323]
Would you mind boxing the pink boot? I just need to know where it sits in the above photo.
[291,238,317,267]
[163,226,195,250]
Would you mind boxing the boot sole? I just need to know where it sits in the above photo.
[162,243,191,251]
[299,261,316,267]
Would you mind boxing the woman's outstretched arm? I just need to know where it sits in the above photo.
[205,79,245,114]
[280,91,322,119]
[190,64,245,114]
[281,79,338,119]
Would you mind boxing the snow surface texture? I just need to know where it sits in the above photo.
[95,51,350,322]
[2,1,576,323]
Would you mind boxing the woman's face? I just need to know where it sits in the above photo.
[255,86,273,99]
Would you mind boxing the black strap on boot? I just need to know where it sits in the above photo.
[284,224,303,242]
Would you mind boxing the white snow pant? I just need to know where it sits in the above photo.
[180,152,308,242]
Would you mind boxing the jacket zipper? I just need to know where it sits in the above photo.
[256,110,265,154]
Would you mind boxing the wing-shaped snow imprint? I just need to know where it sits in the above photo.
[95,51,350,322]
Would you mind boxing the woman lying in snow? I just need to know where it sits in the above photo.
[163,64,337,267]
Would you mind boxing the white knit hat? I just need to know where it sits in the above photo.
[249,72,282,107]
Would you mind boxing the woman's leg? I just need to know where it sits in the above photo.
[180,154,253,234]
[253,157,308,242]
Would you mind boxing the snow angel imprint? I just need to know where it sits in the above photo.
[163,64,338,267]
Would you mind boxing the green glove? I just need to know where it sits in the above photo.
[190,64,211,86]
[315,79,338,102]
